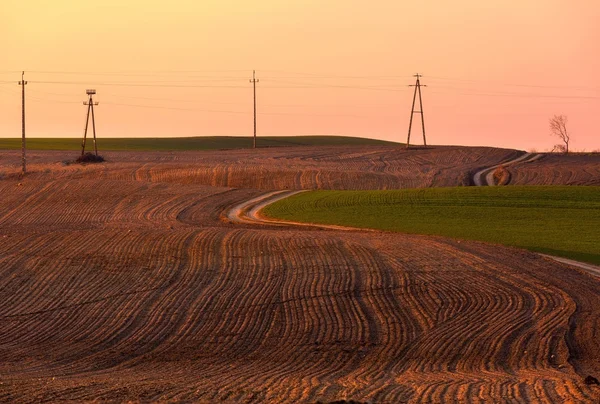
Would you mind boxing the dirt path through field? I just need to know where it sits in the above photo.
[473,152,543,186]
[232,190,600,279]
[540,254,600,277]
[227,189,365,231]
[225,190,293,224]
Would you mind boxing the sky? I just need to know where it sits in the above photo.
[0,0,598,151]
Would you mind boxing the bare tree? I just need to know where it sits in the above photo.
[549,114,570,153]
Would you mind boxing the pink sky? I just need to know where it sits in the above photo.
[1,0,598,151]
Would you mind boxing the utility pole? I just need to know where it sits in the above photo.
[18,71,27,174]
[406,73,427,149]
[250,70,259,149]
[81,89,99,156]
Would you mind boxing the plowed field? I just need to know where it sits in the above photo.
[509,153,600,186]
[1,146,598,402]
[0,145,521,190]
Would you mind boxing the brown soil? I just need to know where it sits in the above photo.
[0,145,520,189]
[0,146,598,403]
[508,153,600,186]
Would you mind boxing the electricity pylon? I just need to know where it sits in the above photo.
[406,73,427,149]
[81,89,99,156]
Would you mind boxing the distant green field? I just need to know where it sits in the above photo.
[0,136,398,151]
[263,186,600,265]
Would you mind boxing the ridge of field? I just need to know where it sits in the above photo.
[0,145,523,190]
[263,186,600,265]
[0,135,398,151]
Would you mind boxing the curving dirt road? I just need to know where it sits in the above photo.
[225,190,306,226]
[539,254,600,278]
[226,189,363,231]
[228,189,600,279]
[473,152,543,186]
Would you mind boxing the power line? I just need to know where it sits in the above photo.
[29,81,250,88]
[427,75,600,92]
[4,69,598,90]
[265,79,405,92]
[3,69,599,145]
[25,71,247,79]
[429,86,600,100]
[27,97,80,104]
[98,101,397,118]
[261,70,414,79]
[14,88,80,98]
[27,80,408,92]
[12,76,598,97]
[21,87,408,108]
[102,101,250,114]
[25,69,251,74]
[102,93,247,105]
[0,85,21,95]
[21,69,414,80]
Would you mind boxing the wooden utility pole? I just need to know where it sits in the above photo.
[81,89,99,156]
[18,71,27,174]
[406,73,427,149]
[250,70,259,148]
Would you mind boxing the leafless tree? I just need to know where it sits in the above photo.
[549,114,570,153]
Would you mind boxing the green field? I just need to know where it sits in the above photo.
[0,136,398,151]
[263,186,600,265]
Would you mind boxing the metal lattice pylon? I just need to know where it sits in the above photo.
[406,73,427,148]
[81,89,99,156]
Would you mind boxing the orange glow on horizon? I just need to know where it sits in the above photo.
[1,0,599,151]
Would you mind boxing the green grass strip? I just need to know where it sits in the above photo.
[0,136,398,151]
[263,186,600,265]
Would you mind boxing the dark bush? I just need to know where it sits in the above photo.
[76,153,105,164]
